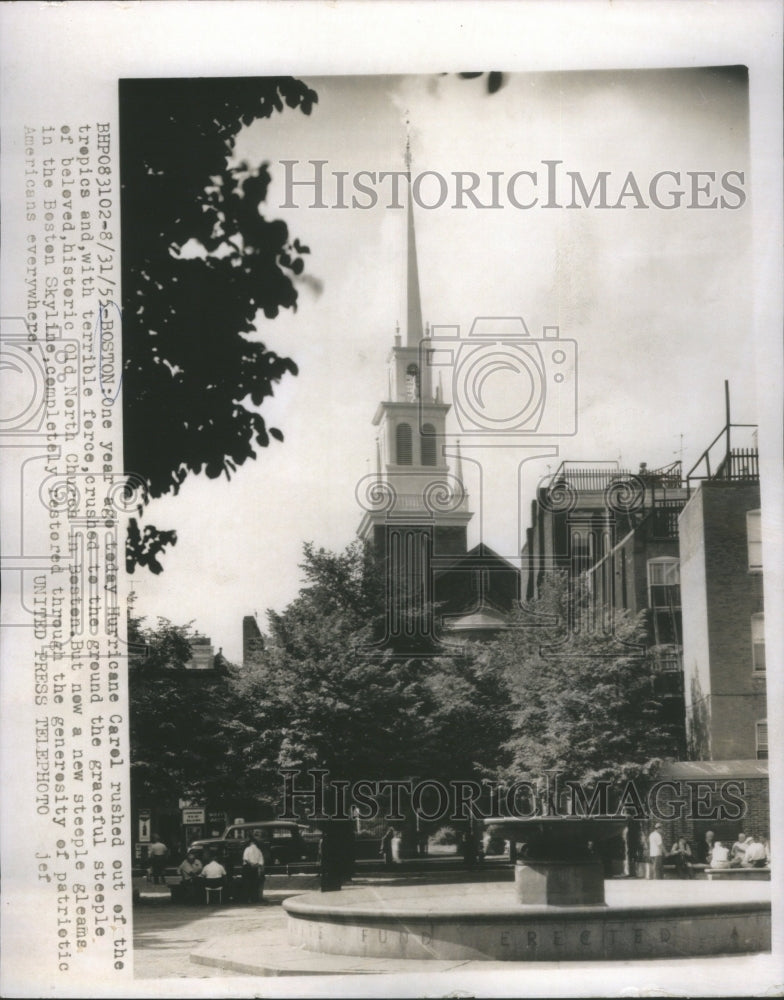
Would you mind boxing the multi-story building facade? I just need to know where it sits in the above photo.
[679,423,766,761]
[523,458,688,721]
[523,460,686,602]
[655,416,769,848]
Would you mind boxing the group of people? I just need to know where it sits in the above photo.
[174,832,266,904]
[648,823,771,878]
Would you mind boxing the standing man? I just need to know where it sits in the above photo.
[695,830,715,866]
[242,831,266,904]
[380,827,395,867]
[648,823,664,879]
[148,834,169,885]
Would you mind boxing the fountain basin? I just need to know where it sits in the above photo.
[283,880,770,962]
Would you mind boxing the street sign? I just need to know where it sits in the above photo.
[138,809,151,843]
[182,807,206,825]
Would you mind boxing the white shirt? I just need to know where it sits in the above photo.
[242,842,265,868]
[649,830,664,857]
[744,840,766,863]
[731,839,747,859]
[711,843,729,865]
[202,860,227,879]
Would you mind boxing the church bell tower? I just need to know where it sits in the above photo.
[357,140,472,646]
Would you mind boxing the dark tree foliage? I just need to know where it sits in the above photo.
[484,574,686,791]
[232,541,508,806]
[125,518,178,575]
[120,78,317,571]
[128,615,249,810]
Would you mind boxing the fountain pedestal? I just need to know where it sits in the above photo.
[486,815,627,906]
[515,859,606,906]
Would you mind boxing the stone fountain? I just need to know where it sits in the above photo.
[278,814,770,965]
[486,815,627,905]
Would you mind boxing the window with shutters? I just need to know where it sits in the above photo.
[421,423,436,466]
[396,423,412,465]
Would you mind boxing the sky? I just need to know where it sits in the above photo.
[129,68,755,663]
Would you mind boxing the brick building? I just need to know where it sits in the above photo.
[523,459,685,604]
[523,459,687,704]
[675,415,768,844]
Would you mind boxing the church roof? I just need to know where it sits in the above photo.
[433,542,518,578]
[443,604,510,632]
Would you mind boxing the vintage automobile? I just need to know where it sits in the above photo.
[188,820,319,871]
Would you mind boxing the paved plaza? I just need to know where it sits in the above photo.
[132,873,776,988]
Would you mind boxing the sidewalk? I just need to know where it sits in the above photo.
[133,872,321,903]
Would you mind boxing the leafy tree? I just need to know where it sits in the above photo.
[233,541,509,810]
[128,614,250,812]
[485,573,686,794]
[120,77,318,572]
[120,74,509,575]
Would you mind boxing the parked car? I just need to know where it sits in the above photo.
[189,820,320,871]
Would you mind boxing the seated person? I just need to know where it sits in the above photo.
[730,833,747,867]
[742,834,768,868]
[178,849,203,880]
[710,840,730,869]
[177,850,203,901]
[668,837,694,878]
[201,849,228,899]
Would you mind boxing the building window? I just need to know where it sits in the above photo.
[751,613,765,672]
[421,423,437,466]
[405,363,420,402]
[747,509,762,570]
[647,557,680,607]
[648,557,682,645]
[756,720,768,760]
[396,422,412,465]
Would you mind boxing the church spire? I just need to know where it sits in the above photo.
[405,125,424,348]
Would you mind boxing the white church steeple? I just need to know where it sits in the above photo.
[357,132,471,553]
